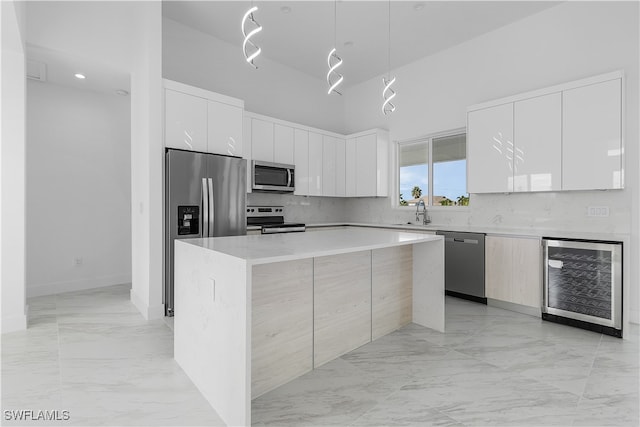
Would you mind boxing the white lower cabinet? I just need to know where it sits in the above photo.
[485,235,542,308]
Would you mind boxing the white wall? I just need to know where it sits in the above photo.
[162,17,346,134]
[129,2,164,320]
[25,81,131,297]
[343,2,639,322]
[1,0,27,332]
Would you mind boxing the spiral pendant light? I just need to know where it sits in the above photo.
[242,2,262,69]
[382,0,396,114]
[327,0,343,95]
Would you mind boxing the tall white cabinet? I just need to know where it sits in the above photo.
[308,132,323,196]
[467,71,623,194]
[294,129,310,196]
[165,88,208,152]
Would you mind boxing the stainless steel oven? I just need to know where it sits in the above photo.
[252,161,295,193]
[542,238,622,337]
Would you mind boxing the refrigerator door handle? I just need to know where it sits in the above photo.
[208,178,215,237]
[202,178,209,237]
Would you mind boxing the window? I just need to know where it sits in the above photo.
[397,131,468,207]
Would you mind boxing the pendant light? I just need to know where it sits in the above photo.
[327,0,343,95]
[382,0,396,114]
[242,2,262,69]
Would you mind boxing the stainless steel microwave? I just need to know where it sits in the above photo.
[252,160,295,193]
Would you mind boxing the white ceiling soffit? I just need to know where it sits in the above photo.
[26,44,131,96]
[162,1,561,88]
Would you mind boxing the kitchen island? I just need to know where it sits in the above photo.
[173,228,444,426]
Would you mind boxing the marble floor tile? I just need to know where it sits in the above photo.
[3,290,638,427]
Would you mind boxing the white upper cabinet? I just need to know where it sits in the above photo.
[355,133,379,197]
[562,78,623,190]
[335,138,346,197]
[274,124,295,165]
[467,71,623,193]
[467,103,514,194]
[322,136,337,197]
[207,100,243,157]
[308,132,323,196]
[165,89,208,152]
[294,129,309,196]
[513,92,562,192]
[345,138,357,197]
[251,119,275,162]
[164,80,244,157]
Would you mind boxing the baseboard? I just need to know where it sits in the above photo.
[630,309,639,325]
[2,312,28,333]
[130,289,165,321]
[26,274,132,298]
[487,298,541,318]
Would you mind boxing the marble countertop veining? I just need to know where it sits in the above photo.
[181,228,442,265]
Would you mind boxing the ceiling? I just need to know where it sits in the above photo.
[163,1,561,88]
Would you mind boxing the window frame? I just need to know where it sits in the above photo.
[393,127,469,211]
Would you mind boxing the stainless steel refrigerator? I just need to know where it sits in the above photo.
[165,148,247,316]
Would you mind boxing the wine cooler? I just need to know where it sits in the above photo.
[542,238,622,337]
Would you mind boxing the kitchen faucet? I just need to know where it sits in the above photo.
[415,199,430,225]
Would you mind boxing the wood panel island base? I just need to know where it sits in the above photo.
[173,228,444,426]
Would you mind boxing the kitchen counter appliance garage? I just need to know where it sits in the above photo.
[247,206,305,234]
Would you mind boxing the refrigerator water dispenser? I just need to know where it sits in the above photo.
[178,206,199,235]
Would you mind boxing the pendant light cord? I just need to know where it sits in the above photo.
[334,0,337,47]
[387,0,391,79]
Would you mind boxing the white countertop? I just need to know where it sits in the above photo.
[301,222,629,242]
[181,228,442,265]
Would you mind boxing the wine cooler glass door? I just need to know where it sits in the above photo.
[543,239,622,330]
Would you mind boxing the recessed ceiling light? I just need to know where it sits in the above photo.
[74,73,86,79]
[280,6,291,14]
[115,89,129,96]
[413,3,425,11]
[343,41,354,48]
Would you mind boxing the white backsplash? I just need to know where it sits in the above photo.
[247,193,348,224]
[344,190,631,236]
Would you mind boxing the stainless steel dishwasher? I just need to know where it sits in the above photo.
[436,231,486,303]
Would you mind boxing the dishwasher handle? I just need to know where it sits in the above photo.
[445,237,479,244]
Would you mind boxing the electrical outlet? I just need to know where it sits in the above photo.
[587,206,610,217]
[73,256,83,266]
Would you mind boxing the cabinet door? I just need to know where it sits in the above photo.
[322,136,337,197]
[511,237,541,308]
[335,138,346,197]
[251,119,274,162]
[485,236,541,309]
[345,138,356,197]
[313,251,371,367]
[252,259,313,398]
[355,133,377,197]
[165,89,207,152]
[372,246,412,340]
[207,100,243,157]
[294,129,309,196]
[243,117,252,193]
[513,93,561,192]
[274,124,295,165]
[485,236,512,302]
[562,79,623,190]
[467,103,514,193]
[308,132,323,196]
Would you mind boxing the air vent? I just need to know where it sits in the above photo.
[26,60,47,81]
